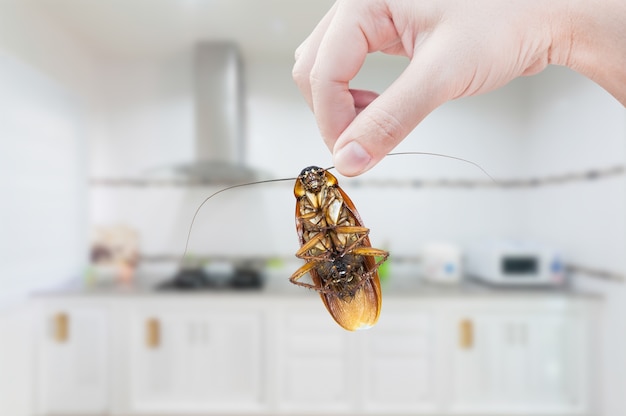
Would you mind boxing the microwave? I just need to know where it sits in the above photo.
[465,240,566,286]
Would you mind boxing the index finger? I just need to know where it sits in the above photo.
[293,2,339,111]
[309,11,369,149]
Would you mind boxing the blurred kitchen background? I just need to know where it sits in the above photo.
[1,1,625,415]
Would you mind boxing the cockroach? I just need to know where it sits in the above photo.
[290,165,387,330]
[183,152,495,331]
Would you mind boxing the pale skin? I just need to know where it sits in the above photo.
[293,0,626,177]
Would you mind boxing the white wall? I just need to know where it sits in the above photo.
[0,1,97,99]
[0,52,88,295]
[522,66,625,271]
[0,6,95,300]
[88,52,194,178]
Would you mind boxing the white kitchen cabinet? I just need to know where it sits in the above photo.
[125,302,265,414]
[36,300,110,416]
[448,301,589,415]
[275,307,355,414]
[33,294,596,416]
[358,308,440,414]
[275,302,442,415]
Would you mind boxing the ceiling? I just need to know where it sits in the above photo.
[30,0,335,60]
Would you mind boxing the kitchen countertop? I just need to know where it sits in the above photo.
[33,271,602,301]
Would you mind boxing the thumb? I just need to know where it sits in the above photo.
[332,49,454,176]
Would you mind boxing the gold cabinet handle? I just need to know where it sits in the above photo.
[146,318,160,348]
[54,312,69,343]
[459,319,473,349]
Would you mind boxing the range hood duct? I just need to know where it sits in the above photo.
[175,41,259,184]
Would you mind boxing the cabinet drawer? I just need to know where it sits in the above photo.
[284,357,348,401]
[368,331,432,355]
[286,331,346,355]
[285,311,338,331]
[378,312,433,331]
[366,357,432,401]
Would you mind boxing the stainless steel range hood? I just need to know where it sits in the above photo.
[175,41,260,184]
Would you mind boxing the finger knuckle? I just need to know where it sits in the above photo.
[360,107,405,145]
[291,61,310,87]
[308,66,325,92]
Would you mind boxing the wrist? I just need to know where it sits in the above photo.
[551,0,626,104]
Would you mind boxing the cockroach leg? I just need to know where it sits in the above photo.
[294,233,331,260]
[350,246,389,261]
[289,261,323,290]
[333,226,369,234]
[332,226,371,254]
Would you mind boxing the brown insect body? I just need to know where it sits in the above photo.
[290,166,388,331]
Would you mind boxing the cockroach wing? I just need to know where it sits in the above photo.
[320,275,382,331]
[322,186,382,330]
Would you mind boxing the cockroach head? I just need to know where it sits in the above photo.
[299,166,326,193]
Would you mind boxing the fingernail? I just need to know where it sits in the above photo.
[334,141,371,176]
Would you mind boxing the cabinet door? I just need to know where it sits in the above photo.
[129,307,264,414]
[359,310,439,414]
[450,310,587,414]
[276,310,354,413]
[37,303,109,415]
[526,313,588,413]
[449,313,493,411]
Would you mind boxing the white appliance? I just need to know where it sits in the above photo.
[421,243,462,284]
[466,240,566,286]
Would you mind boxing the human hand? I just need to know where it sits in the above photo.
[293,0,626,176]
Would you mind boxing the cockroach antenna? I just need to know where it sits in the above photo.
[386,151,497,183]
[182,176,297,260]
[324,151,497,183]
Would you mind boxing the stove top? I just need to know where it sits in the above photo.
[157,267,264,291]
